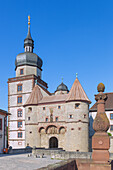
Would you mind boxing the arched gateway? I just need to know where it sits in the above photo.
[49,137,58,148]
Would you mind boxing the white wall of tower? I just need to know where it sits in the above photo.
[16,65,41,78]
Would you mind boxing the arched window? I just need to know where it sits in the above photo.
[59,127,66,134]
[46,125,57,134]
[39,127,45,134]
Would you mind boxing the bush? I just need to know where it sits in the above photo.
[108,132,112,136]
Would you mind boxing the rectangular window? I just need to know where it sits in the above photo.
[84,114,86,118]
[20,69,24,75]
[110,125,113,131]
[43,107,45,110]
[110,113,113,120]
[55,117,58,122]
[17,110,22,117]
[18,121,22,128]
[17,85,22,92]
[46,118,48,122]
[28,117,30,121]
[17,96,22,104]
[69,114,73,119]
[18,132,22,138]
[75,103,80,109]
[58,106,61,109]
[0,119,2,130]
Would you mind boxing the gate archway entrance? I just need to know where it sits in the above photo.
[49,137,58,148]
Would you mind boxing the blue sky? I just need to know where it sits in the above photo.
[0,0,113,110]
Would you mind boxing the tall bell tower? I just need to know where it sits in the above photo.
[8,16,48,148]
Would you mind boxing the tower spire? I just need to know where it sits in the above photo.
[24,16,34,52]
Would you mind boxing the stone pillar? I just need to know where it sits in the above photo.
[92,83,110,162]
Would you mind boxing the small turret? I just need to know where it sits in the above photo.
[55,78,69,95]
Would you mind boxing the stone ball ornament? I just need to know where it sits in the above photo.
[97,83,105,92]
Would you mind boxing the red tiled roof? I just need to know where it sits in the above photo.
[90,93,113,112]
[38,94,68,104]
[66,78,91,103]
[24,85,43,106]
[24,78,91,106]
[39,85,51,95]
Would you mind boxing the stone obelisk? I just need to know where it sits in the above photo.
[92,83,110,162]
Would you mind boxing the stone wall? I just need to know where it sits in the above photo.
[25,100,89,152]
[8,147,32,154]
[38,159,78,170]
[32,148,92,159]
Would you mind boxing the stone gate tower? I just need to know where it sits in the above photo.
[8,16,48,148]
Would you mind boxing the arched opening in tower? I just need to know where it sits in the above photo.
[49,137,58,148]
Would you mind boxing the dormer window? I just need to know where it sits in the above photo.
[75,103,80,109]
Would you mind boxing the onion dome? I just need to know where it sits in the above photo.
[15,53,43,70]
[56,82,69,92]
[15,16,43,70]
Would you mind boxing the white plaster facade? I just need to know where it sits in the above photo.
[0,110,8,153]
[89,110,113,137]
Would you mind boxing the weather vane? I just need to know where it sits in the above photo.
[62,77,63,82]
[28,15,30,25]
[76,73,78,78]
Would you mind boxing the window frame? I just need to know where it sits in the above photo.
[58,106,61,109]
[69,114,73,119]
[110,125,113,131]
[17,121,22,128]
[18,132,22,138]
[28,107,32,112]
[17,109,22,117]
[110,113,113,120]
[75,103,80,109]
[45,117,48,122]
[17,96,22,104]
[55,117,58,122]
[20,69,24,75]
[43,107,46,110]
[28,117,30,121]
[17,84,22,92]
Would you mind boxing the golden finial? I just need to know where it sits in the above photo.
[28,15,30,25]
